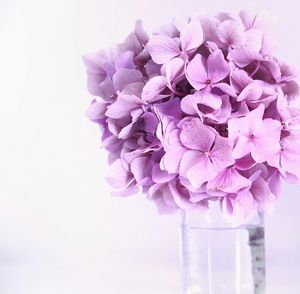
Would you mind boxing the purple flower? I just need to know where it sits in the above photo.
[159,117,234,189]
[85,10,300,223]
[228,104,281,162]
[146,19,204,64]
[186,49,230,90]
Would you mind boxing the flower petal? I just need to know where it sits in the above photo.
[180,118,215,151]
[181,91,222,115]
[179,150,201,177]
[230,68,253,93]
[237,83,263,102]
[169,181,195,209]
[161,145,186,174]
[165,57,185,86]
[207,167,252,193]
[131,156,152,185]
[186,155,218,188]
[251,177,275,215]
[86,100,108,120]
[106,159,133,189]
[141,76,168,102]
[146,35,180,64]
[231,191,257,225]
[210,135,235,170]
[207,49,229,83]
[113,68,143,92]
[152,163,175,183]
[186,54,208,90]
[214,83,237,97]
[180,19,204,52]
[281,139,300,178]
[217,20,246,47]
[230,47,262,67]
[106,94,143,119]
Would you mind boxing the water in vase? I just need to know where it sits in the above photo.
[181,210,265,294]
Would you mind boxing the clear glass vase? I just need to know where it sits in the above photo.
[180,202,265,294]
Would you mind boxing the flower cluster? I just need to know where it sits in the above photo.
[84,10,300,224]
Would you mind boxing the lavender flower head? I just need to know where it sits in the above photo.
[84,10,300,224]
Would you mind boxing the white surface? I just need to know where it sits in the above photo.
[0,0,300,293]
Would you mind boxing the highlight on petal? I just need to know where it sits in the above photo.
[179,118,215,151]
[165,57,185,86]
[180,19,204,52]
[217,20,246,47]
[141,76,168,102]
[186,54,208,90]
[106,94,143,119]
[113,68,143,92]
[134,19,149,45]
[237,83,263,102]
[131,156,152,185]
[207,167,252,193]
[185,155,219,189]
[86,99,108,120]
[146,35,180,64]
[106,159,134,190]
[207,49,230,83]
[180,91,222,116]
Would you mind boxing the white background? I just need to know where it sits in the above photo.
[0,0,300,293]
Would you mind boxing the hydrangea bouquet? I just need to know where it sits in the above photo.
[84,10,300,225]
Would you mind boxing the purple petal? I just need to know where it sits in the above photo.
[154,97,182,120]
[235,154,256,170]
[231,191,257,224]
[230,68,253,93]
[106,94,143,119]
[131,156,152,185]
[134,19,149,45]
[142,112,159,134]
[186,54,208,90]
[185,155,218,189]
[217,20,246,47]
[180,118,215,151]
[205,94,232,123]
[268,169,281,198]
[161,145,186,173]
[237,83,263,102]
[179,150,201,177]
[207,167,252,193]
[86,100,108,120]
[169,181,195,209]
[180,19,204,52]
[245,29,263,52]
[113,69,143,92]
[146,35,180,64]
[229,47,262,67]
[114,51,135,70]
[239,9,255,30]
[181,91,222,116]
[165,57,185,86]
[207,49,229,83]
[210,135,235,170]
[141,76,168,102]
[251,177,275,215]
[214,83,237,97]
[232,136,253,159]
[111,182,139,197]
[152,163,175,183]
[106,159,133,189]
[280,139,300,178]
[251,118,281,162]
[149,183,178,214]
